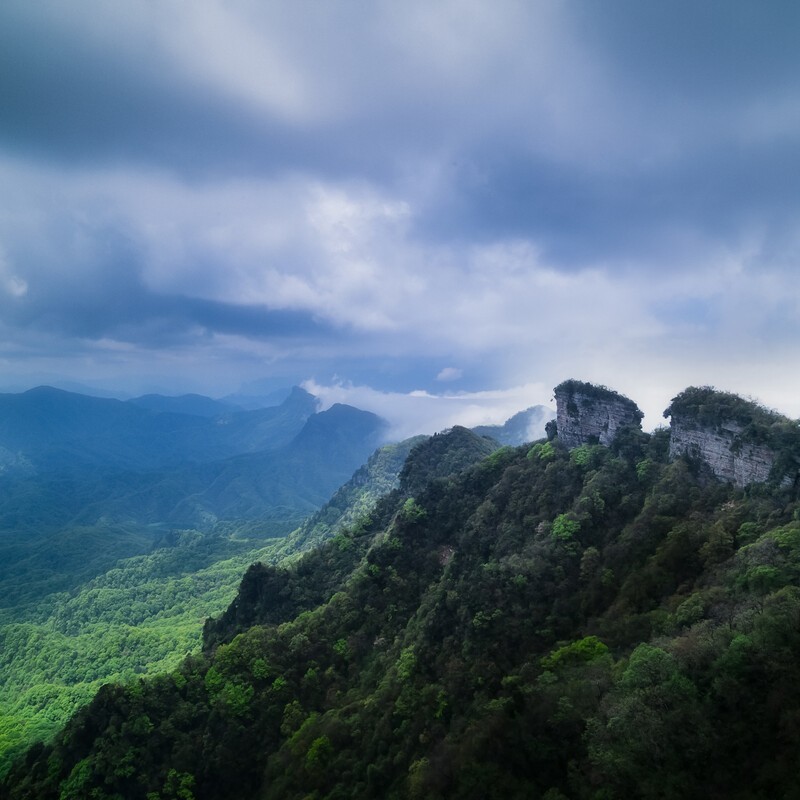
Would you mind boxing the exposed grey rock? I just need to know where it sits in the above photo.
[668,419,776,487]
[551,381,799,488]
[664,387,800,488]
[554,380,643,449]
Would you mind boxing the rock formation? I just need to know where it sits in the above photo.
[668,421,776,487]
[665,387,800,488]
[550,381,799,489]
[553,380,643,449]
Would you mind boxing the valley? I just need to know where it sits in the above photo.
[0,386,399,775]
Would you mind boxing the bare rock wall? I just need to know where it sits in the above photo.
[554,382,643,449]
[668,419,776,488]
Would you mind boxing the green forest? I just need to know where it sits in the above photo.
[0,525,282,776]
[4,391,800,799]
[0,430,426,778]
[0,387,399,775]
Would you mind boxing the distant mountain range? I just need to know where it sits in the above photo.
[0,386,550,528]
[472,404,553,445]
[0,385,319,476]
[0,386,390,532]
[127,393,242,418]
[0,384,390,629]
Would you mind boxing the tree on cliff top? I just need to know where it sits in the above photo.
[665,386,800,481]
[554,379,642,419]
[664,386,788,429]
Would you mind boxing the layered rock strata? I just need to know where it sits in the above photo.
[664,387,799,488]
[668,420,776,487]
[554,380,643,449]
[552,381,798,488]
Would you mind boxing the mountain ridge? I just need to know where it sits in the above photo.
[0,384,319,476]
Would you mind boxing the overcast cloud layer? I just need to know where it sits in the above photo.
[0,0,799,431]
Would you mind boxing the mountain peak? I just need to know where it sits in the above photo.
[282,385,319,412]
[554,379,643,449]
[399,425,498,496]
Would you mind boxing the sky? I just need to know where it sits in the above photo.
[0,0,799,435]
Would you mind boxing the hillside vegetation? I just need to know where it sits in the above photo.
[0,526,281,777]
[6,408,800,799]
[0,389,395,777]
[0,425,445,779]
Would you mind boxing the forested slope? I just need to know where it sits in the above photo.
[273,435,427,557]
[0,430,467,779]
[0,393,390,778]
[7,411,800,799]
[0,526,282,777]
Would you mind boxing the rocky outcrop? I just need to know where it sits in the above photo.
[554,380,643,449]
[665,387,800,488]
[668,421,776,487]
[549,382,798,488]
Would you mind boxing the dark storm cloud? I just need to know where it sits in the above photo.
[0,218,340,347]
[405,0,800,270]
[418,133,800,269]
[0,0,476,184]
[3,0,798,260]
[575,1,800,100]
[0,7,310,178]
[0,0,798,424]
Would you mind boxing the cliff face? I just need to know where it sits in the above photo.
[665,387,800,488]
[552,382,799,489]
[668,419,776,487]
[554,380,643,449]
